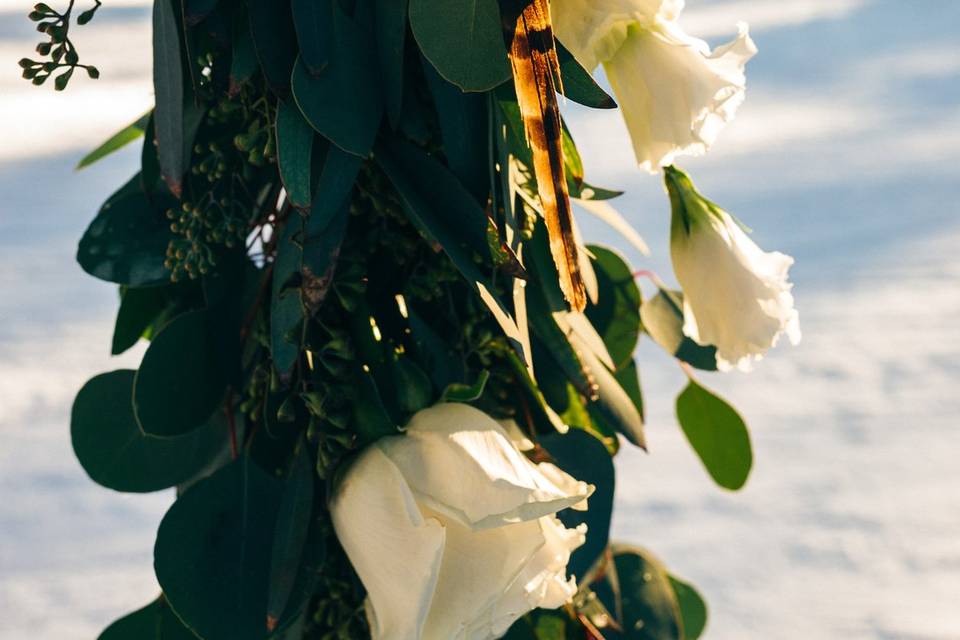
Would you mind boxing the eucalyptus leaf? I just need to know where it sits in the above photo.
[72,370,226,493]
[541,428,614,579]
[77,175,174,286]
[134,310,230,437]
[184,0,218,26]
[422,60,489,204]
[291,5,382,157]
[556,43,616,109]
[586,245,642,370]
[375,0,407,127]
[375,136,492,286]
[77,111,151,170]
[230,10,258,90]
[442,370,490,402]
[271,213,304,376]
[675,379,752,490]
[276,100,314,209]
[669,575,708,640]
[409,0,511,92]
[112,282,202,355]
[353,368,400,446]
[266,445,316,631]
[594,546,684,640]
[291,0,332,75]
[155,458,285,640]
[97,597,197,640]
[249,0,298,91]
[640,289,718,371]
[152,0,185,197]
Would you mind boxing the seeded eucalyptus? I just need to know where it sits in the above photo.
[19,0,101,89]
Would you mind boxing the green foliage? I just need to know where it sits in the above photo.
[669,575,708,640]
[409,0,511,92]
[98,597,197,640]
[592,546,683,640]
[77,175,175,286]
[640,288,718,371]
[72,370,226,493]
[541,429,615,579]
[76,111,151,169]
[133,310,232,437]
[43,0,767,636]
[676,378,753,490]
[155,458,289,640]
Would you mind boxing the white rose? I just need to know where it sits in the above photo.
[552,0,757,172]
[331,403,592,640]
[665,166,800,371]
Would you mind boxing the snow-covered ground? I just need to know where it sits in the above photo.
[1,0,958,638]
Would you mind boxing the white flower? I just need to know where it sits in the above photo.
[552,0,757,172]
[665,166,800,371]
[330,403,592,640]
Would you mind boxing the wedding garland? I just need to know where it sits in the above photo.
[23,0,800,638]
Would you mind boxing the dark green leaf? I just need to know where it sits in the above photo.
[276,100,314,209]
[541,429,614,579]
[141,115,162,193]
[389,354,433,414]
[184,0,218,26]
[155,458,284,640]
[291,6,382,157]
[640,289,718,371]
[77,111,151,170]
[229,10,258,91]
[134,310,229,437]
[77,176,174,286]
[97,597,197,640]
[152,0,185,197]
[374,0,407,127]
[669,575,708,640]
[375,136,492,286]
[586,245,641,370]
[112,280,203,355]
[72,370,226,493]
[266,445,316,631]
[301,199,349,316]
[581,337,645,450]
[675,379,752,490]
[441,369,489,402]
[291,0,332,75]
[249,0,298,91]
[595,546,683,640]
[580,182,624,200]
[353,368,399,446]
[422,60,489,204]
[409,0,510,92]
[271,214,304,376]
[556,43,616,109]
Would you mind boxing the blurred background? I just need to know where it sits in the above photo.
[1,0,958,637]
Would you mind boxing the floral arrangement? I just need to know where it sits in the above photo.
[23,0,799,638]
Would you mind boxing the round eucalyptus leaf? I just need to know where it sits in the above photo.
[409,0,511,92]
[134,310,228,438]
[155,458,285,640]
[77,178,174,286]
[541,428,614,580]
[675,379,752,491]
[97,597,197,640]
[669,574,708,640]
[594,546,683,640]
[586,245,642,370]
[72,370,227,493]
